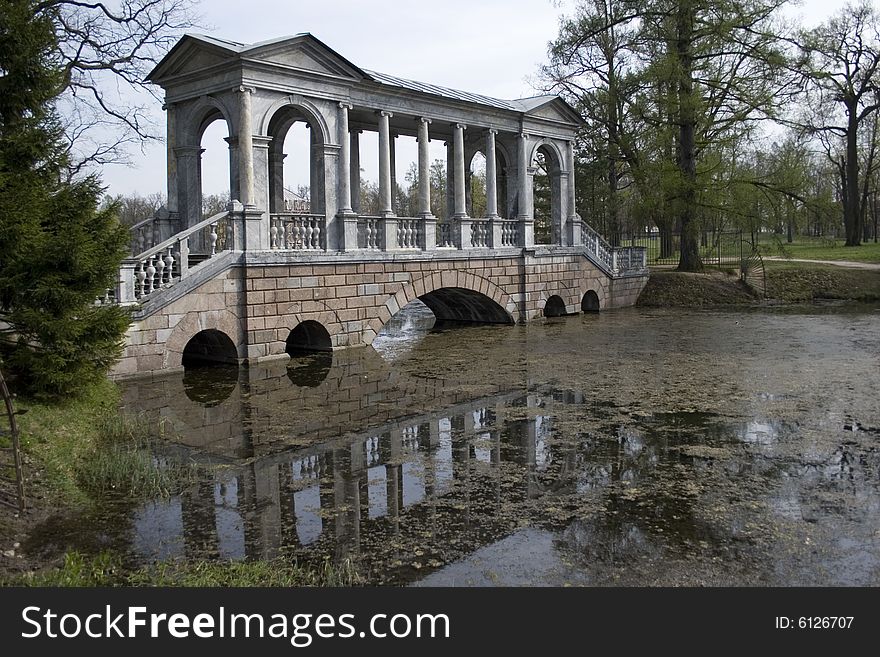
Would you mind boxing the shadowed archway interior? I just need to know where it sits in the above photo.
[182,329,239,367]
[417,287,513,325]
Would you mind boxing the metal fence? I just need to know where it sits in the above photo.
[623,230,745,268]
[0,368,25,512]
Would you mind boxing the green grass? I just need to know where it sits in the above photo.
[75,414,194,499]
[758,236,880,263]
[7,551,362,587]
[14,377,191,505]
[638,263,880,306]
[15,377,125,504]
[764,261,880,302]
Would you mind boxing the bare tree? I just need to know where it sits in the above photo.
[793,1,880,246]
[36,0,198,174]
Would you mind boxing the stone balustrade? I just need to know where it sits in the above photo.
[270,213,326,251]
[130,216,158,254]
[116,209,232,304]
[580,222,647,275]
[470,220,490,248]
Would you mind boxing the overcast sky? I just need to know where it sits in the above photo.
[98,0,845,201]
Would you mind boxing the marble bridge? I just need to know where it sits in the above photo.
[108,33,648,378]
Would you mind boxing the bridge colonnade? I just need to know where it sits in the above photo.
[111,34,648,378]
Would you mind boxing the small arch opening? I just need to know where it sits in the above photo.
[581,290,601,313]
[286,320,332,354]
[543,295,567,318]
[182,329,239,367]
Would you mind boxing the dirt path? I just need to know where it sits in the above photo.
[764,257,880,270]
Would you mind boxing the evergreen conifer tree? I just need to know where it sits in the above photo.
[0,0,130,398]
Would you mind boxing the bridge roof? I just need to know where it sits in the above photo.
[148,33,585,126]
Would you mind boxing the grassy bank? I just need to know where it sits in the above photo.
[758,236,880,263]
[2,379,364,587]
[637,262,880,307]
[7,552,361,587]
[10,378,183,507]
[764,261,880,303]
[636,270,757,307]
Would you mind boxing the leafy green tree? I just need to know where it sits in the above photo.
[0,0,130,398]
[545,0,791,270]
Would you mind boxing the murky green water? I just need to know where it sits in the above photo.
[98,304,880,584]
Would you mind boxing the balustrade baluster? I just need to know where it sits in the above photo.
[155,251,165,286]
[209,222,218,255]
[164,247,175,284]
[145,257,156,295]
[135,262,146,298]
[270,219,279,249]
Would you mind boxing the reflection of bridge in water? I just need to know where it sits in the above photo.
[125,346,612,580]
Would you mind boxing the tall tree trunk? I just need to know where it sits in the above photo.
[607,63,620,246]
[676,1,702,271]
[845,101,862,246]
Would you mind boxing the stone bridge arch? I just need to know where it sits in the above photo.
[164,309,246,370]
[364,270,518,344]
[533,278,581,318]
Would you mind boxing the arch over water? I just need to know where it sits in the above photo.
[581,290,601,312]
[543,295,567,318]
[182,329,239,367]
[419,287,513,325]
[365,270,518,343]
[287,320,333,353]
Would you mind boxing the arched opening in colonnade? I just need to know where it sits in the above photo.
[532,143,563,245]
[197,111,233,219]
[466,148,509,219]
[467,152,487,218]
[267,106,325,219]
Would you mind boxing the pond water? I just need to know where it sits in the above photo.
[106,303,880,584]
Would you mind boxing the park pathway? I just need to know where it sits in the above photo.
[764,257,880,271]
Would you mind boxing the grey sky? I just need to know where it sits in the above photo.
[98,0,844,200]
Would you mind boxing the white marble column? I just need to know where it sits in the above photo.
[390,132,397,214]
[224,137,240,206]
[237,85,255,207]
[417,117,433,217]
[378,110,394,217]
[445,140,454,220]
[268,150,285,214]
[350,129,361,214]
[517,132,530,220]
[337,102,354,215]
[174,145,203,230]
[164,103,178,214]
[485,129,499,218]
[518,133,534,247]
[566,140,578,246]
[453,123,468,218]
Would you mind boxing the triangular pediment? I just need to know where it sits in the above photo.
[520,97,586,126]
[148,35,242,84]
[242,35,370,81]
